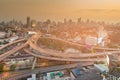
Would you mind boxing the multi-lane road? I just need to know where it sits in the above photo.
[0,33,120,61]
[0,62,93,80]
[0,39,26,50]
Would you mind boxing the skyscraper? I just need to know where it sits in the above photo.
[31,20,37,28]
[64,18,67,24]
[77,18,81,24]
[27,17,31,28]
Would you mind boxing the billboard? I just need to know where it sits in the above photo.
[85,36,97,45]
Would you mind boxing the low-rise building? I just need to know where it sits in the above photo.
[0,32,6,39]
[42,70,75,80]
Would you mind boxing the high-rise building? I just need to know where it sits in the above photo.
[64,18,67,24]
[86,19,90,23]
[68,19,72,25]
[77,18,81,24]
[46,19,51,25]
[27,17,31,27]
[31,20,37,28]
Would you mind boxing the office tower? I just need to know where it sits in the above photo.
[31,20,37,28]
[77,18,81,24]
[27,17,31,27]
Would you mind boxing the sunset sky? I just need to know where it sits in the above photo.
[0,0,120,23]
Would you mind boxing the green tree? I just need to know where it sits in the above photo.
[0,63,4,72]
[10,65,16,71]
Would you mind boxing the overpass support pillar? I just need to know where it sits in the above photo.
[31,57,37,80]
[32,57,37,70]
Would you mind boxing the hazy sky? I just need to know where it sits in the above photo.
[1,0,120,22]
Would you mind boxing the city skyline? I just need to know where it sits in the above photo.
[1,0,120,23]
[0,0,120,79]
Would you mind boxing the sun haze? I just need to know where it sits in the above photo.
[0,0,120,22]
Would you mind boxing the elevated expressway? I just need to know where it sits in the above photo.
[0,34,120,62]
[25,34,120,62]
[0,38,26,50]
[24,40,120,62]
[0,42,29,61]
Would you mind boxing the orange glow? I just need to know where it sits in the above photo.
[2,72,10,78]
[0,0,120,22]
